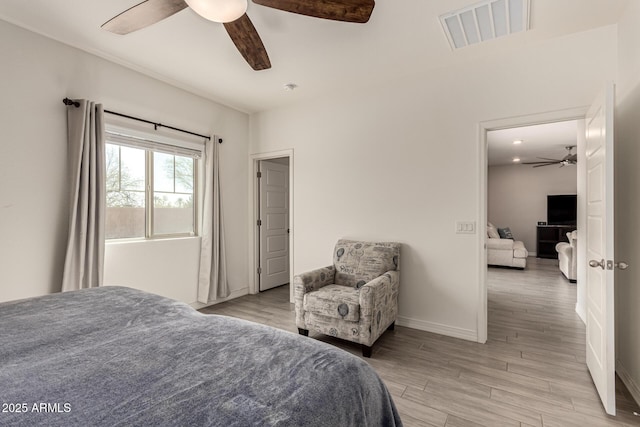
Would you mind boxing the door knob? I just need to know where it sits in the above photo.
[615,261,629,270]
[589,259,605,269]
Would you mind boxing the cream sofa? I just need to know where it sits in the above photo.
[556,230,577,282]
[487,223,528,269]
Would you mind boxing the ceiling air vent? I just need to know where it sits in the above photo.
[439,0,530,50]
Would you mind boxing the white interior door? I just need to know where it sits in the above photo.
[258,160,290,291]
[585,83,616,415]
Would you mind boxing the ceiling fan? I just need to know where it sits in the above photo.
[522,145,578,168]
[101,0,375,71]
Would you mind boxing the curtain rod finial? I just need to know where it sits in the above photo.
[63,98,80,108]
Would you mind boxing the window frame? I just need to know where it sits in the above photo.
[105,122,203,241]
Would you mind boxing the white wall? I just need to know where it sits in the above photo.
[0,20,249,304]
[488,164,577,255]
[614,0,640,405]
[250,26,618,341]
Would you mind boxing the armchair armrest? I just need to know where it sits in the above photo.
[359,270,399,317]
[293,266,335,296]
[294,265,335,330]
[569,237,577,249]
[556,242,573,258]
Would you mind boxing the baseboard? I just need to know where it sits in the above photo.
[396,316,478,342]
[616,360,640,407]
[189,287,249,310]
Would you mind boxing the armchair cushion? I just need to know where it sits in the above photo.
[303,285,360,322]
[334,240,399,287]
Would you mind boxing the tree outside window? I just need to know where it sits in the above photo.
[105,143,196,239]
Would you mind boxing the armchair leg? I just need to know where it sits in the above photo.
[298,328,309,336]
[361,345,373,358]
[387,321,395,331]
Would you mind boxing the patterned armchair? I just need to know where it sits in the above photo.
[294,239,401,357]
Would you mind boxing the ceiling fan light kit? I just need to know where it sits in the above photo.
[185,0,247,23]
[102,0,375,71]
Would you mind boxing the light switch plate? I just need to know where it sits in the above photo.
[456,221,476,234]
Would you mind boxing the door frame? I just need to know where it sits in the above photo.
[477,107,588,343]
[249,149,294,302]
[258,159,290,292]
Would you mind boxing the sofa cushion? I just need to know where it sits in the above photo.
[303,285,360,322]
[487,223,500,239]
[333,240,400,287]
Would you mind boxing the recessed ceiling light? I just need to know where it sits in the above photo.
[513,157,521,162]
[513,139,523,145]
[283,83,298,91]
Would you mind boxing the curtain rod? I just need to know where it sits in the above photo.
[62,98,218,143]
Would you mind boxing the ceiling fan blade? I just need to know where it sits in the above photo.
[252,0,375,23]
[535,157,563,162]
[522,162,557,166]
[532,163,556,168]
[102,0,187,35]
[224,14,271,71]
[565,154,578,162]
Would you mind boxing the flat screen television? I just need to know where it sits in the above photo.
[547,194,577,225]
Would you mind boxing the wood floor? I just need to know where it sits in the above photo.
[199,258,640,426]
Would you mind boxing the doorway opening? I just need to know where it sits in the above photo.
[487,119,580,266]
[477,107,588,342]
[249,150,294,302]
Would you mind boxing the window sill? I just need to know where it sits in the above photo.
[105,236,201,246]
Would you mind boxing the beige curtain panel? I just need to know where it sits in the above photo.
[61,100,106,292]
[198,137,229,303]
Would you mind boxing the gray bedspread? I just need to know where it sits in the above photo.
[0,286,402,426]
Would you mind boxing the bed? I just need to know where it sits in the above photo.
[0,286,402,426]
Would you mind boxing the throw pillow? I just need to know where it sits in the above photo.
[487,223,500,239]
[498,227,514,240]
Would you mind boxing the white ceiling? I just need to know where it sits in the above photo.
[0,0,629,113]
[487,120,578,166]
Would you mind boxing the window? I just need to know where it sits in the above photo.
[105,128,201,240]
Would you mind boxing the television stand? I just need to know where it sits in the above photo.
[536,225,576,259]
